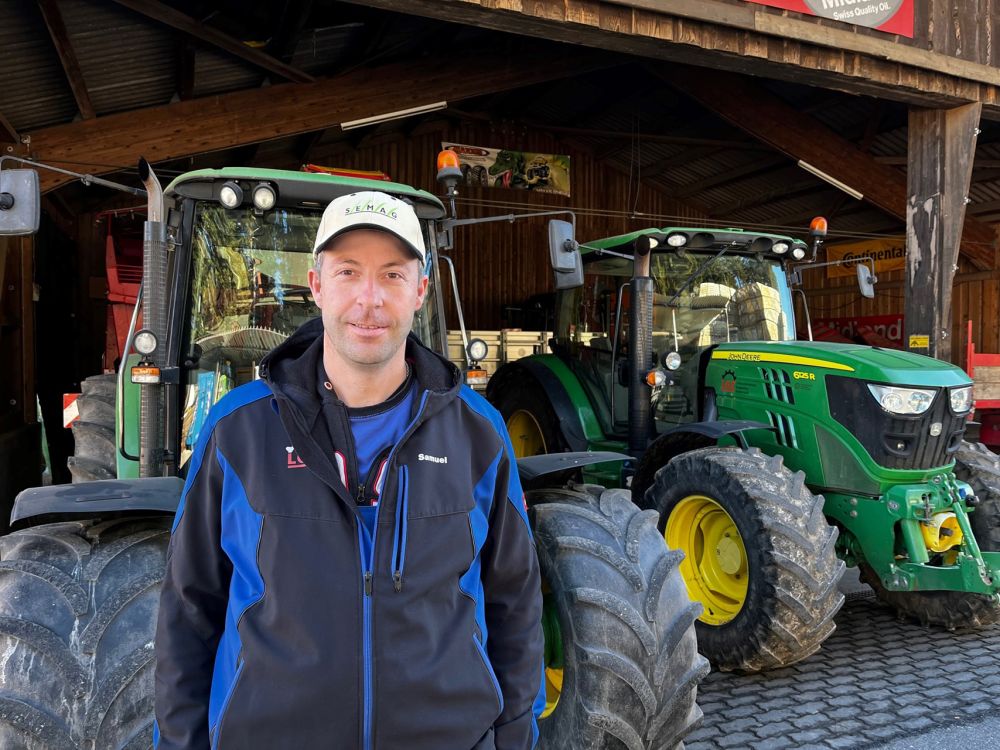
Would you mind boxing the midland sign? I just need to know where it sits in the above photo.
[744,0,914,37]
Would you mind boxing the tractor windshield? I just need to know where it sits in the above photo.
[178,202,442,466]
[555,249,795,433]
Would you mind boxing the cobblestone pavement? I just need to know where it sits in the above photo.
[685,585,1000,750]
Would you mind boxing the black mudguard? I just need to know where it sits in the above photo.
[10,477,183,529]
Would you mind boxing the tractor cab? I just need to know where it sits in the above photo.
[121,168,447,476]
[552,227,806,437]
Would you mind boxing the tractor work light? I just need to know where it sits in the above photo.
[867,384,935,416]
[791,246,806,260]
[467,338,488,363]
[252,183,277,211]
[219,181,243,209]
[664,351,682,371]
[772,241,789,255]
[666,233,688,248]
[133,329,158,356]
[950,385,973,414]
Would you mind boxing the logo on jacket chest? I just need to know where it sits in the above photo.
[286,446,307,469]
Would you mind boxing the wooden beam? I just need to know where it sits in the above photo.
[0,111,18,144]
[655,65,996,270]
[339,0,1000,117]
[26,47,613,193]
[36,0,96,119]
[109,0,314,83]
[905,103,984,362]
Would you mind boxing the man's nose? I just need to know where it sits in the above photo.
[355,277,384,306]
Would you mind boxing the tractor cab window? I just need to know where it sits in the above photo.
[179,202,441,467]
[554,249,796,435]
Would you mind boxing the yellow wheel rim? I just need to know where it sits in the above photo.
[665,494,749,626]
[542,667,562,718]
[507,410,546,457]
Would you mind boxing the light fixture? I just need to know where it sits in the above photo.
[134,329,158,356]
[219,181,243,208]
[252,183,277,211]
[772,241,789,255]
[797,161,864,201]
[341,101,448,131]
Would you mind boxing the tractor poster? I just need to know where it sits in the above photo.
[441,142,571,197]
[743,0,913,37]
[824,237,905,279]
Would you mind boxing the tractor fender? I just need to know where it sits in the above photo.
[10,477,182,529]
[487,359,594,452]
[631,420,773,507]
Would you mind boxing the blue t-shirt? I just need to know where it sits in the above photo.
[350,383,416,546]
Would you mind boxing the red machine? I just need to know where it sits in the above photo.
[966,319,1000,450]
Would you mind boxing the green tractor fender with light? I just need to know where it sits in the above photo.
[0,156,706,749]
[488,219,1000,673]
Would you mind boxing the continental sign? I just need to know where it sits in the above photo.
[825,237,905,279]
[743,0,913,37]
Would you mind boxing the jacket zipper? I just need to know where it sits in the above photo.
[360,391,429,750]
[390,466,409,592]
[210,658,245,750]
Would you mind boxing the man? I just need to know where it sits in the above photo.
[154,190,545,749]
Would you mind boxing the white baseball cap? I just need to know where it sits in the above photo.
[312,190,427,265]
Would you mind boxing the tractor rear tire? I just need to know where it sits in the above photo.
[68,374,118,483]
[0,516,170,750]
[859,440,1000,629]
[532,486,708,750]
[647,447,845,672]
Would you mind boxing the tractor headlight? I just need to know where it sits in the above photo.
[772,241,789,255]
[950,385,973,414]
[867,384,935,415]
[219,181,243,209]
[664,351,682,371]
[252,183,277,211]
[467,338,488,363]
[133,329,158,356]
[666,233,688,248]
[791,246,806,260]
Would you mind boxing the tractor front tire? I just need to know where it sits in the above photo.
[532,487,708,750]
[859,440,1000,629]
[0,516,170,749]
[647,447,845,672]
[68,374,118,483]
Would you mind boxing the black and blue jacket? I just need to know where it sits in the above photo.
[154,318,546,749]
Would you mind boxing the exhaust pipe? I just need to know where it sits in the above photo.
[628,236,656,458]
[138,158,168,478]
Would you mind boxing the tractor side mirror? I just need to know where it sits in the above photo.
[548,219,583,290]
[856,262,876,298]
[0,169,41,235]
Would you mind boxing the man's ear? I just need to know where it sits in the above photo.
[308,265,323,305]
[414,274,429,310]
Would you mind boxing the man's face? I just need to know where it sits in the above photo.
[308,229,428,370]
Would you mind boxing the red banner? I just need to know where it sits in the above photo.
[811,314,905,348]
[744,0,913,37]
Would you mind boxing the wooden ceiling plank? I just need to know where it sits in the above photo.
[36,0,97,119]
[0,111,18,143]
[108,0,314,83]
[655,64,996,270]
[27,47,613,193]
[673,154,788,200]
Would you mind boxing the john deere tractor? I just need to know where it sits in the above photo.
[488,223,1000,672]
[0,158,706,749]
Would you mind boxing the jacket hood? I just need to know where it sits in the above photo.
[259,317,462,416]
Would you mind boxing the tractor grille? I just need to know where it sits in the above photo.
[826,376,965,470]
[759,367,795,405]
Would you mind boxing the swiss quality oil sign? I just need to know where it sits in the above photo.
[744,0,913,37]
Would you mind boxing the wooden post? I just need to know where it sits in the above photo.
[905,103,988,362]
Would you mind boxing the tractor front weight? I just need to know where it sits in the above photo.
[826,474,1000,595]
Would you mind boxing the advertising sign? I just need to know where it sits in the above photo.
[744,0,913,37]
[441,142,571,197]
[814,314,905,347]
[824,237,905,279]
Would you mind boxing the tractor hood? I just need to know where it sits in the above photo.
[711,341,971,388]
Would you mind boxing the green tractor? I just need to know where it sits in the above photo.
[0,159,706,748]
[488,223,1000,672]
